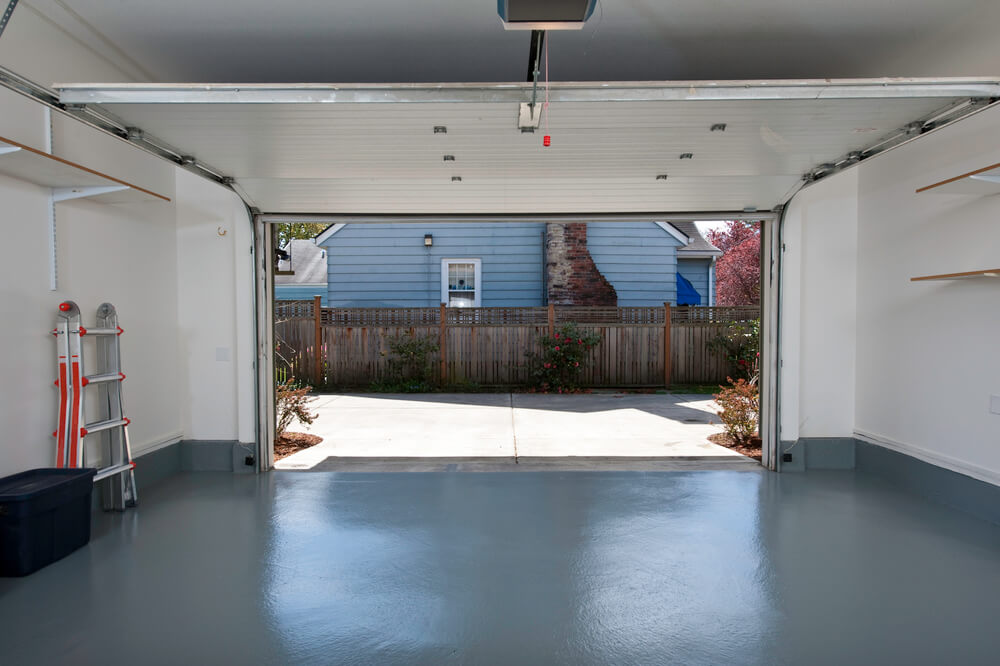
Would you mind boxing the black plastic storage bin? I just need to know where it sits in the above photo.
[0,468,97,576]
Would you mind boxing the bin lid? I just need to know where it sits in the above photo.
[0,468,96,502]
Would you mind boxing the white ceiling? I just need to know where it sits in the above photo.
[18,0,1000,83]
[59,81,997,213]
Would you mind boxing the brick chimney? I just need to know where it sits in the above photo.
[545,223,618,306]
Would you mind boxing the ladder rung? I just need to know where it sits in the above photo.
[82,417,129,435]
[80,327,120,336]
[84,372,122,385]
[93,462,135,482]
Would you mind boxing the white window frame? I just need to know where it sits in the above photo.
[441,258,482,307]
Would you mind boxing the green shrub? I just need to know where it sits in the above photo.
[380,333,439,392]
[526,323,602,392]
[706,319,760,382]
[713,377,759,445]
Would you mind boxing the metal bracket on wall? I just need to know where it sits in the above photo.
[0,0,18,40]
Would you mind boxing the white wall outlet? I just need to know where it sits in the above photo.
[216,346,231,362]
[990,395,1000,416]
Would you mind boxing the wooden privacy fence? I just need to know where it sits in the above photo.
[274,298,759,388]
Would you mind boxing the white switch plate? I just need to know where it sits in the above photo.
[991,395,1000,415]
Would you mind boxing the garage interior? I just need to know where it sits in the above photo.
[1,1,999,663]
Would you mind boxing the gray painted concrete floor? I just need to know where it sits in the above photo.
[1,470,998,665]
[277,393,745,470]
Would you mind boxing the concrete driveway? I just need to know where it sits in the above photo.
[276,393,758,470]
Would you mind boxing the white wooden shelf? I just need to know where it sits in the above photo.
[916,162,1000,195]
[0,135,170,203]
[911,269,1000,282]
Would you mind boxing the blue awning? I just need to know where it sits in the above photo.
[676,273,701,306]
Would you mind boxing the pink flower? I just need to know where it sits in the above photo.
[578,339,583,344]
[544,363,551,368]
[574,361,579,367]
[554,333,560,339]
[554,346,560,351]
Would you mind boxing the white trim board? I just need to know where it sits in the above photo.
[676,250,723,258]
[314,223,346,244]
[56,79,1000,105]
[655,222,689,245]
[441,258,482,308]
[854,430,1000,487]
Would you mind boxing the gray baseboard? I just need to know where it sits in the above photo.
[135,442,183,487]
[855,440,1000,526]
[180,440,236,472]
[91,439,255,511]
[780,437,856,471]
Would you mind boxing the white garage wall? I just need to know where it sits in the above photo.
[0,98,181,477]
[779,170,859,443]
[175,169,256,444]
[854,104,1000,484]
[782,103,1000,484]
[0,89,257,478]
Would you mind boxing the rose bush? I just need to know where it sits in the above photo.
[526,323,602,392]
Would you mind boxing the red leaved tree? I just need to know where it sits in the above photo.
[707,221,761,306]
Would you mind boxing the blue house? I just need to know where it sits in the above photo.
[315,221,721,308]
[275,239,329,305]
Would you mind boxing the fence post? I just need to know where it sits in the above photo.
[547,302,555,337]
[439,303,447,386]
[664,302,671,389]
[313,295,323,387]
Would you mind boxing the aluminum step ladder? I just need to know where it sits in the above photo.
[54,300,137,510]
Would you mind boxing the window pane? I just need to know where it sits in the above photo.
[449,292,475,307]
[448,263,475,291]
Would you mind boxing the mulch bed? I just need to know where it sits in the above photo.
[708,433,762,462]
[274,432,322,461]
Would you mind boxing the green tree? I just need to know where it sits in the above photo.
[276,223,328,248]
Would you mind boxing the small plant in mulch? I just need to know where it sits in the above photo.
[713,376,760,448]
[274,432,323,460]
[525,323,602,393]
[276,378,318,437]
[274,378,321,460]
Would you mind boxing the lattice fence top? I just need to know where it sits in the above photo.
[274,302,760,326]
[671,306,760,324]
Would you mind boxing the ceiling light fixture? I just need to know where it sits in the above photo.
[679,153,693,160]
[710,123,727,132]
[452,176,463,182]
[434,126,447,134]
[656,174,669,181]
[443,155,455,161]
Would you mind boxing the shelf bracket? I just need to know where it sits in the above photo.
[53,185,130,202]
[47,194,57,290]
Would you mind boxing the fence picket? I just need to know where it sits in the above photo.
[274,305,756,388]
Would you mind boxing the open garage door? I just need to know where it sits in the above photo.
[50,78,1000,470]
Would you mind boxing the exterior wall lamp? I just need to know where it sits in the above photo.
[424,234,433,247]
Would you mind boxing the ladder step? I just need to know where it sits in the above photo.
[83,372,124,386]
[93,461,135,482]
[78,327,122,336]
[82,417,129,436]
